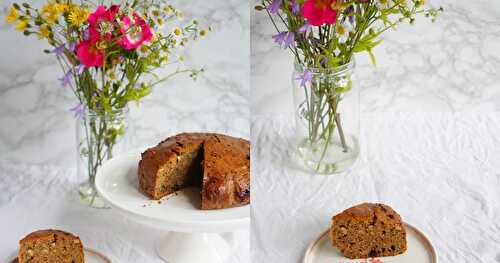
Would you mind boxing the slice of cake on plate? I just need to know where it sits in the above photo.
[18,229,84,263]
[330,203,407,259]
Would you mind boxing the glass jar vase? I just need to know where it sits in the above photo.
[76,108,129,208]
[292,59,359,174]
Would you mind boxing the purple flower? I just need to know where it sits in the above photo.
[295,69,312,87]
[83,30,90,41]
[52,44,65,56]
[268,0,282,14]
[70,103,85,118]
[291,1,300,14]
[58,70,72,87]
[272,32,286,46]
[74,64,85,75]
[68,42,77,53]
[346,6,355,24]
[298,21,312,36]
[321,57,329,66]
[272,31,295,49]
[285,31,295,48]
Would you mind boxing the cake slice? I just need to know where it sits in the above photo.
[18,229,84,263]
[330,203,407,259]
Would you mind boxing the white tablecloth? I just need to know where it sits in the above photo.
[0,162,249,263]
[251,113,500,263]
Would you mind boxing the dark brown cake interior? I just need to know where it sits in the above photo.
[153,144,204,198]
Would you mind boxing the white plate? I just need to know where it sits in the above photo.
[303,223,437,263]
[11,248,111,263]
[95,151,250,233]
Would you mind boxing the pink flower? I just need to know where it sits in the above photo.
[301,0,338,26]
[119,13,153,50]
[76,38,105,68]
[88,5,119,41]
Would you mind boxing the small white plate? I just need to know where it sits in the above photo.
[303,223,437,263]
[95,151,250,233]
[11,248,112,263]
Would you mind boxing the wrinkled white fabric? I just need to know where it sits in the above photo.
[0,161,249,263]
[251,113,500,263]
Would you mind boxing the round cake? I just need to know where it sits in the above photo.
[138,132,250,210]
[330,203,407,259]
[18,229,84,263]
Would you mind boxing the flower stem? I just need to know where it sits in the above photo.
[335,112,348,153]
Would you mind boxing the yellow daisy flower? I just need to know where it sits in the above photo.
[42,2,61,24]
[68,6,89,27]
[15,20,29,32]
[38,25,51,39]
[6,6,18,23]
[56,3,69,13]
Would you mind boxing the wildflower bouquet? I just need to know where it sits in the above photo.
[256,0,442,173]
[6,0,208,206]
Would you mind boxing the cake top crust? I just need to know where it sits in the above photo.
[203,134,250,177]
[20,229,81,244]
[332,203,402,225]
[142,132,249,172]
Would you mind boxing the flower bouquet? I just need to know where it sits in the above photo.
[6,0,208,207]
[256,0,442,174]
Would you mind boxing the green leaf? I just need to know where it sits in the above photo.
[352,37,383,53]
[367,48,377,66]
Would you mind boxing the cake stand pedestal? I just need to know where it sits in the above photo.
[95,152,249,263]
[155,232,231,262]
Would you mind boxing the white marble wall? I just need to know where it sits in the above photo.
[0,0,250,166]
[252,0,500,115]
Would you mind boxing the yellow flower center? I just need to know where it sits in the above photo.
[173,27,182,36]
[337,24,346,35]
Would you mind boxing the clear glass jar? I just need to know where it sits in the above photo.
[76,108,129,208]
[292,59,359,174]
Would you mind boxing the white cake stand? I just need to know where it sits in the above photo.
[95,151,250,263]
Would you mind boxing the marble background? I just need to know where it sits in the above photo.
[252,0,500,115]
[0,0,250,166]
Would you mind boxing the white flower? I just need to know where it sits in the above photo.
[336,22,352,44]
